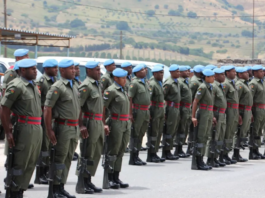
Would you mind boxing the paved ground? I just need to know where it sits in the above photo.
[0,140,265,198]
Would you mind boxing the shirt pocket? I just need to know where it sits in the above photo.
[60,94,72,103]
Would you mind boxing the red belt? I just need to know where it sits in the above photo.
[213,107,226,114]
[111,113,130,121]
[151,101,164,108]
[166,101,180,108]
[11,112,17,117]
[133,104,149,111]
[253,104,265,109]
[84,112,103,120]
[18,115,41,125]
[239,105,252,111]
[55,119,79,126]
[180,102,191,108]
[227,102,239,109]
[199,104,213,111]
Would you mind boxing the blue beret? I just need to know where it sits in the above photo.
[43,59,58,68]
[113,68,128,77]
[193,65,204,73]
[74,61,80,66]
[85,61,99,69]
[186,66,191,69]
[202,69,215,77]
[179,66,188,72]
[236,67,248,73]
[222,65,235,71]
[14,62,19,70]
[17,59,37,68]
[104,59,114,66]
[133,64,145,73]
[14,49,29,57]
[245,66,252,71]
[252,65,263,71]
[152,66,163,72]
[205,65,217,70]
[169,64,179,72]
[190,69,194,73]
[263,67,265,71]
[58,59,74,68]
[213,68,225,74]
[154,64,164,68]
[121,62,132,68]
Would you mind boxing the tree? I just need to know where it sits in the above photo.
[116,21,130,30]
[235,5,244,11]
[155,5,159,9]
[146,10,155,17]
[164,4,168,9]
[187,11,197,18]
[241,30,252,38]
[70,19,85,28]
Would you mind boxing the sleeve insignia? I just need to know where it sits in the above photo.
[10,74,13,77]
[40,78,44,83]
[10,90,15,94]
[105,91,109,95]
[83,89,87,92]
[54,90,58,94]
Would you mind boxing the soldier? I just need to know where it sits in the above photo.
[189,69,194,78]
[191,69,215,170]
[74,61,82,86]
[223,65,240,164]
[76,61,105,193]
[232,67,252,162]
[212,68,227,167]
[174,66,191,158]
[249,65,265,159]
[101,59,116,92]
[103,68,130,189]
[44,59,88,198]
[147,65,165,163]
[205,65,217,70]
[128,64,150,165]
[121,62,132,93]
[35,59,58,185]
[162,64,181,160]
[2,49,29,93]
[247,66,254,82]
[1,59,42,197]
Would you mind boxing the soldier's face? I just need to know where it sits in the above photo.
[153,71,164,81]
[136,68,146,79]
[46,66,58,77]
[248,70,253,77]
[254,69,264,79]
[23,66,37,80]
[114,76,127,87]
[180,71,189,78]
[88,66,101,80]
[239,71,249,80]
[205,76,215,83]
[215,73,225,83]
[106,64,116,72]
[61,66,75,80]
[122,66,132,75]
[226,69,236,79]
[75,66,80,77]
[170,70,180,79]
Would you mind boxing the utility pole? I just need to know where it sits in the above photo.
[252,0,255,60]
[120,31,122,59]
[3,0,7,57]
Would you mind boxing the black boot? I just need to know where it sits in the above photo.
[108,173,120,189]
[146,151,160,163]
[178,145,190,158]
[136,151,146,165]
[219,152,231,165]
[129,152,142,166]
[86,176,102,193]
[34,166,48,185]
[232,149,248,162]
[224,154,237,164]
[207,158,219,168]
[163,149,179,160]
[214,158,226,167]
[113,171,129,188]
[255,148,265,159]
[249,148,261,160]
[60,184,76,198]
[10,191,19,198]
[196,156,209,171]
[28,184,34,189]
[53,185,67,198]
[155,153,165,162]
[18,189,24,198]
[186,143,192,155]
[72,152,79,161]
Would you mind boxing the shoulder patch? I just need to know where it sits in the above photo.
[54,90,58,94]
[82,89,87,93]
[102,78,106,82]
[105,91,109,95]
[40,78,44,83]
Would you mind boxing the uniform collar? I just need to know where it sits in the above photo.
[127,75,131,81]
[170,76,178,83]
[20,76,35,86]
[214,80,221,86]
[136,77,145,84]
[44,73,55,82]
[75,76,79,81]
[87,76,99,86]
[204,81,212,89]
[254,77,264,83]
[114,81,124,92]
[238,78,247,83]
[61,77,74,87]
[194,75,203,82]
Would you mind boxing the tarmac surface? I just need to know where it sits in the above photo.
[0,140,265,198]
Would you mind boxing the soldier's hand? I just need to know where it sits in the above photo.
[80,126,89,139]
[6,133,15,148]
[238,115,243,125]
[192,118,198,127]
[104,125,110,136]
[213,117,217,125]
[251,114,254,123]
[47,130,57,145]
[129,114,134,123]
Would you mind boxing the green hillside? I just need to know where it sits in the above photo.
[1,0,265,65]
